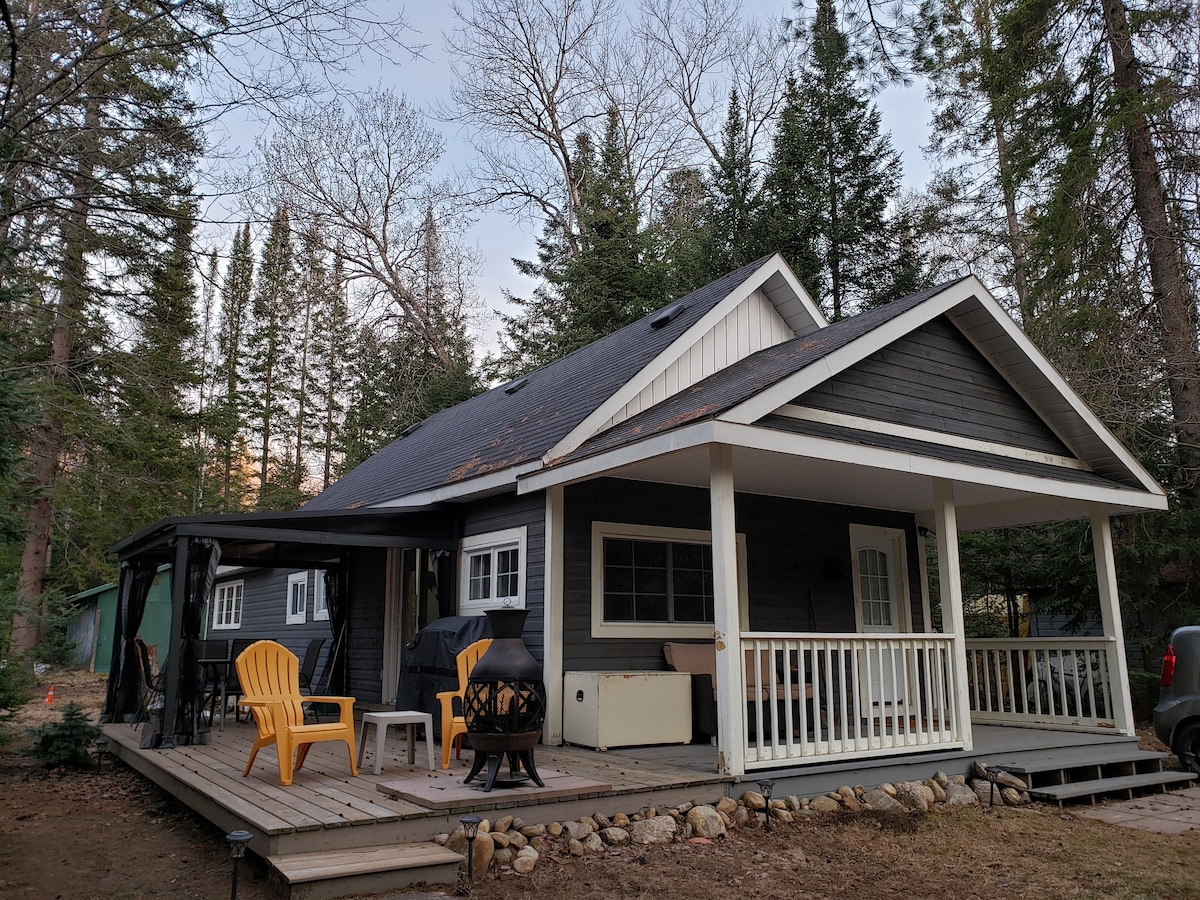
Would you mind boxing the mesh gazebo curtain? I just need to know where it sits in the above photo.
[100,559,159,723]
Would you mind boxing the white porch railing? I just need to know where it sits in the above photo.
[741,633,965,769]
[964,638,1116,731]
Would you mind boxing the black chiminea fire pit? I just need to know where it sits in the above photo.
[461,608,546,792]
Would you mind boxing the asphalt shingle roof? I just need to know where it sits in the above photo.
[305,257,775,510]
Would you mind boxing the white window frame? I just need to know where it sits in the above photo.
[313,573,329,622]
[459,527,526,614]
[591,521,749,639]
[849,525,912,633]
[286,571,308,626]
[212,580,243,631]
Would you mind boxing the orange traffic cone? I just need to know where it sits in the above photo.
[44,684,55,704]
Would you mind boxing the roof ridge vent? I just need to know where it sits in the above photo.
[399,420,423,438]
[649,302,688,329]
[503,376,530,395]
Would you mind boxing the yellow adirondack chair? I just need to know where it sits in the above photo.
[436,638,492,768]
[235,640,358,786]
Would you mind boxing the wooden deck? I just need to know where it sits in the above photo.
[103,715,1140,861]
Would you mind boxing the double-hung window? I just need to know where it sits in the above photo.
[212,581,243,630]
[592,522,747,638]
[459,527,525,613]
[286,572,308,625]
[313,574,329,621]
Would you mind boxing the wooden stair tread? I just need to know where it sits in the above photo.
[269,842,462,883]
[987,748,1169,774]
[1028,771,1197,800]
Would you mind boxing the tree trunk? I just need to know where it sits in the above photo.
[13,1,112,653]
[1101,0,1200,496]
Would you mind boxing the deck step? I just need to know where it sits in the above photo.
[268,842,462,900]
[986,747,1169,775]
[1028,770,1197,804]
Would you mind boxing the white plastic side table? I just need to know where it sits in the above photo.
[357,710,436,774]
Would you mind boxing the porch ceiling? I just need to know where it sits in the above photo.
[579,442,1151,531]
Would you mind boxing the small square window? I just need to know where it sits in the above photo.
[286,572,307,625]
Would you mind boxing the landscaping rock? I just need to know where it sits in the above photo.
[925,780,947,804]
[685,805,726,840]
[735,807,750,826]
[579,816,598,832]
[593,812,611,828]
[494,815,514,834]
[880,783,897,797]
[863,789,904,813]
[809,795,841,814]
[945,782,979,806]
[676,801,694,814]
[1001,787,1026,806]
[568,838,585,857]
[563,821,592,841]
[742,791,766,810]
[841,792,863,813]
[507,831,528,850]
[895,781,930,813]
[774,809,794,823]
[521,823,546,838]
[517,846,539,862]
[460,832,494,878]
[716,796,738,815]
[629,815,679,845]
[513,856,536,875]
[511,817,525,830]
[934,771,950,788]
[490,831,510,848]
[434,833,449,846]
[600,826,630,846]
[547,822,564,837]
[493,847,513,866]
[582,832,605,853]
[612,813,630,828]
[972,779,1000,806]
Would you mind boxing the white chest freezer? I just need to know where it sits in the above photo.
[562,670,692,750]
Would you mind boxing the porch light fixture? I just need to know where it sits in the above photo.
[93,736,110,774]
[757,779,775,831]
[460,815,482,884]
[225,829,253,900]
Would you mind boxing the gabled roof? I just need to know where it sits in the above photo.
[306,256,814,510]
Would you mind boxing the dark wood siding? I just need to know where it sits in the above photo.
[461,492,546,663]
[346,548,388,702]
[562,479,925,672]
[210,566,334,677]
[799,316,1070,455]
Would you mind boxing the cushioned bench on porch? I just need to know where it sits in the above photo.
[663,641,820,740]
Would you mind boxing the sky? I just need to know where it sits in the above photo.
[205,1,933,353]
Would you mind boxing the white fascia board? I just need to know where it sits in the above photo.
[712,421,1170,511]
[519,421,716,494]
[543,255,824,464]
[722,277,987,426]
[948,290,1166,499]
[371,461,544,508]
[764,253,827,330]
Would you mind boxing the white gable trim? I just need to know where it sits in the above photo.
[776,404,1092,471]
[600,288,796,432]
[945,290,1164,498]
[722,278,986,427]
[721,276,1166,501]
[543,254,825,463]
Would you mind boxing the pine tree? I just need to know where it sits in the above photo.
[489,109,668,378]
[309,255,351,490]
[210,224,255,512]
[760,0,919,319]
[246,208,298,509]
[706,90,763,279]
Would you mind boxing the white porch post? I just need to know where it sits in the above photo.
[542,485,565,746]
[1090,503,1135,735]
[933,478,973,750]
[710,443,745,776]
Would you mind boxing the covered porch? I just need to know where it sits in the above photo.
[525,421,1162,777]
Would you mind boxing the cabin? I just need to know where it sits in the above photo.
[107,254,1168,778]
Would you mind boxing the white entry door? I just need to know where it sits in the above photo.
[850,526,910,715]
